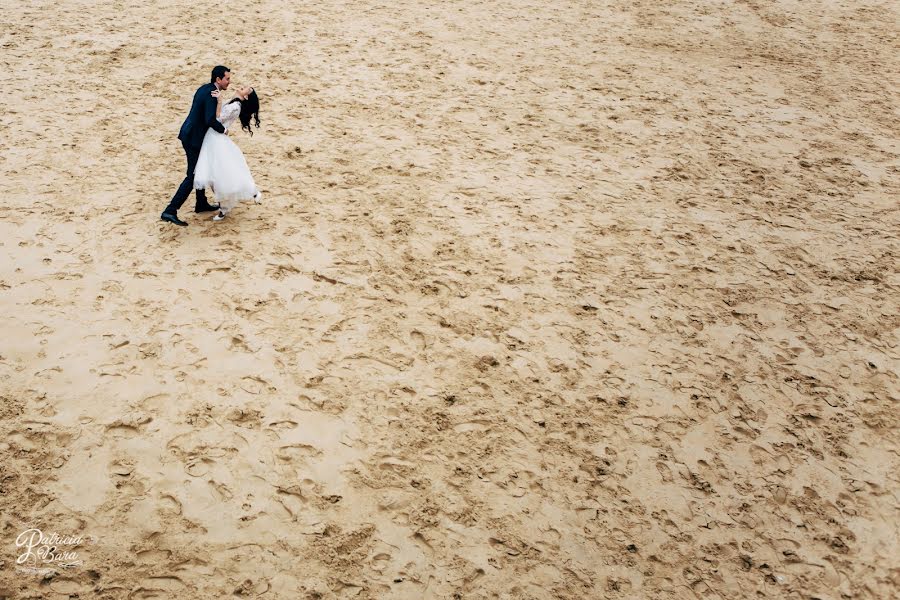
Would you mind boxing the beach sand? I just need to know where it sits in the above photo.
[1,0,898,597]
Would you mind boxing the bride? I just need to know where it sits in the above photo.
[194,86,262,221]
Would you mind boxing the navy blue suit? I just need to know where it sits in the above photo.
[165,83,228,214]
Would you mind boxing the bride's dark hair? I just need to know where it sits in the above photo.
[228,89,260,136]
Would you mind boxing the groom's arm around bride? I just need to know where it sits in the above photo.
[182,81,227,147]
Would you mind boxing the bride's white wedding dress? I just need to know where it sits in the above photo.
[193,101,260,215]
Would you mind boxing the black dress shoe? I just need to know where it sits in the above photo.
[195,203,220,213]
[161,212,188,226]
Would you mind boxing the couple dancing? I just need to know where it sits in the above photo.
[161,65,262,226]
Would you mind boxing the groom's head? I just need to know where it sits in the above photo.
[211,65,231,90]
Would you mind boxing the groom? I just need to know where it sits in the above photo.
[161,65,232,226]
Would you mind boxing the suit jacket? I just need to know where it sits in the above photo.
[178,82,227,148]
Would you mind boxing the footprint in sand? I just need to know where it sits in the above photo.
[49,580,90,595]
[156,494,182,516]
[105,413,153,437]
[537,526,562,551]
[136,549,172,563]
[136,393,170,412]
[750,444,792,473]
[276,443,324,464]
[133,576,186,597]
[265,419,299,432]
[225,406,263,429]
[109,459,146,496]
[185,457,216,478]
[208,479,234,501]
[238,375,275,395]
[656,461,674,483]
[167,429,248,478]
[453,419,492,434]
[377,455,416,470]
[410,329,427,352]
[370,553,393,577]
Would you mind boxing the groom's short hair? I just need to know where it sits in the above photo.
[211,65,230,83]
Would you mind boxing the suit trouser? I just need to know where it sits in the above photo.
[165,141,209,214]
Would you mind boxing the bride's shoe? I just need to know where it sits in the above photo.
[253,191,262,204]
[212,211,226,221]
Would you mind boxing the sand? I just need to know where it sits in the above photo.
[1,0,898,598]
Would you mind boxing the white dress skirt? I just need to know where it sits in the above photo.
[193,101,259,214]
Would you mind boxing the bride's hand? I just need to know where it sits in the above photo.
[211,90,222,102]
